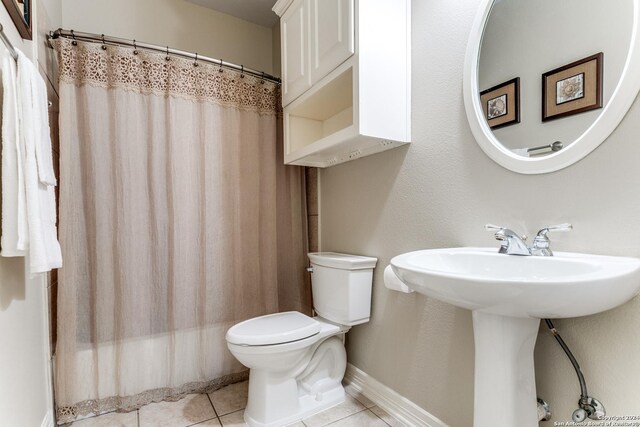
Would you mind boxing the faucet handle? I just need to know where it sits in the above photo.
[532,223,572,256]
[485,224,527,241]
[536,223,573,237]
[485,223,505,232]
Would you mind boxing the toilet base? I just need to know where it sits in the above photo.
[242,334,348,427]
[244,385,345,427]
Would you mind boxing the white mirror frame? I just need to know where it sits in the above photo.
[464,0,640,174]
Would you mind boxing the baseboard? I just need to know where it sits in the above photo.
[343,364,449,427]
[41,410,54,427]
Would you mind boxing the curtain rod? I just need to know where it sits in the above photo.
[0,23,19,61]
[47,28,281,84]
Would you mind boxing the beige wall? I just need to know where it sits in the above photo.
[0,1,59,424]
[0,259,51,426]
[319,1,640,425]
[272,22,281,78]
[60,0,274,74]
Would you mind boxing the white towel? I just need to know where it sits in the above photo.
[1,49,28,256]
[15,50,62,273]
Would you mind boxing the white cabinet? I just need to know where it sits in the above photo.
[274,0,411,168]
[310,0,354,85]
[281,0,311,105]
[279,0,354,106]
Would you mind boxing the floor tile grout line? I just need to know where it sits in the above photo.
[181,394,222,427]
[351,395,375,409]
[184,416,221,427]
[367,408,393,427]
[316,406,369,427]
[218,407,245,423]
[344,388,376,409]
[345,389,399,424]
[216,408,246,419]
[206,392,221,419]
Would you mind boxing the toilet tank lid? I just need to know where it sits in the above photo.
[226,311,321,346]
[308,252,378,270]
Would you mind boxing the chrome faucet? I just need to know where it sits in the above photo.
[485,224,530,255]
[485,223,572,256]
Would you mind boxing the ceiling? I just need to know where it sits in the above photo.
[186,0,279,28]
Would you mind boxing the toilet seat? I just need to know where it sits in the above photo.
[226,311,321,346]
[227,316,346,356]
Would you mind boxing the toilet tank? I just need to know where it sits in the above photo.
[308,252,378,326]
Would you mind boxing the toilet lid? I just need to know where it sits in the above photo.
[226,311,321,346]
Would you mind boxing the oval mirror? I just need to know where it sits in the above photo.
[464,0,640,174]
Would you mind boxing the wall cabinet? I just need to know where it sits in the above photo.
[274,0,411,167]
[280,0,354,105]
[281,0,311,105]
[309,0,354,86]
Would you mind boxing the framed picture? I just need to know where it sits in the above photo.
[1,0,31,40]
[542,53,603,121]
[480,77,520,129]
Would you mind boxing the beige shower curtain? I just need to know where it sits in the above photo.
[53,38,311,422]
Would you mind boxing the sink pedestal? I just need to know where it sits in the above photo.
[472,311,540,427]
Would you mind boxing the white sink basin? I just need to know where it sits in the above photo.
[390,247,640,427]
[390,247,640,318]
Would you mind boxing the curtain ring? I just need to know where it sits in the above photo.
[133,39,138,55]
[101,34,107,50]
[240,65,245,78]
[70,29,78,46]
[219,59,224,73]
[193,52,199,67]
[165,46,170,61]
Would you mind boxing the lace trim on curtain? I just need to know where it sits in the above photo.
[55,370,249,424]
[53,38,280,114]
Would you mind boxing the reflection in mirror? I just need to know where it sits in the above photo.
[1,0,31,40]
[478,0,632,157]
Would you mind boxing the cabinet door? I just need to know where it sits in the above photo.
[310,0,354,84]
[282,0,312,106]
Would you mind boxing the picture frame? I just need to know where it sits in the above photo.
[542,52,603,122]
[480,77,520,129]
[1,0,31,40]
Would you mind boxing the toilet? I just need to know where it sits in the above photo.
[226,252,378,427]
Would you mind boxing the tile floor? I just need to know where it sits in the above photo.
[64,381,406,427]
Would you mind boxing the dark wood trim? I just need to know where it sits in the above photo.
[1,0,31,40]
[542,52,603,122]
[480,77,521,130]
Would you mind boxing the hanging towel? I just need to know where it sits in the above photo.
[1,49,28,256]
[15,50,62,273]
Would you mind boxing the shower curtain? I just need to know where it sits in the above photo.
[53,38,311,422]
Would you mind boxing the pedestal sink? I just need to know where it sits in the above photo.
[390,247,640,427]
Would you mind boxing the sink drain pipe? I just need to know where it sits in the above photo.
[544,319,606,422]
